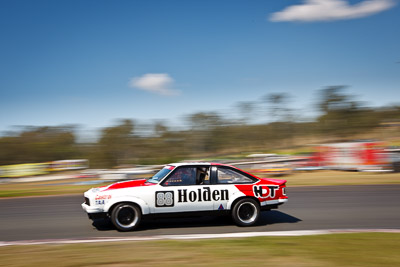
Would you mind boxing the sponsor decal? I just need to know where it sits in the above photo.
[156,191,174,207]
[253,185,279,199]
[218,204,225,210]
[94,194,111,205]
[95,195,112,200]
[177,187,229,203]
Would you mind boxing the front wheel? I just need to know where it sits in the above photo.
[111,203,142,231]
[231,198,260,226]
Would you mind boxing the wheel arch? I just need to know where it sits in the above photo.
[105,197,150,215]
[228,195,260,211]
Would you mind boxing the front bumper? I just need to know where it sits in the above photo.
[81,203,104,213]
[82,203,108,220]
[82,188,111,220]
[81,203,108,220]
[87,211,108,220]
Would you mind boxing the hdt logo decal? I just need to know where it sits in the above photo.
[253,185,279,198]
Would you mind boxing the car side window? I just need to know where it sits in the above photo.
[196,167,210,185]
[217,167,255,184]
[163,167,197,186]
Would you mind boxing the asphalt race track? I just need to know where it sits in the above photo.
[1,185,400,242]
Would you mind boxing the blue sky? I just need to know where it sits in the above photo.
[1,0,399,135]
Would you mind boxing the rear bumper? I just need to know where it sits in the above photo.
[260,198,288,211]
[260,198,288,206]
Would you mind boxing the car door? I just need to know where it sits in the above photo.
[150,166,214,213]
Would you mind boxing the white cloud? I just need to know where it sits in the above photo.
[129,73,180,96]
[270,0,396,22]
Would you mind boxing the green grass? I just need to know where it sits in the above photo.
[1,233,399,266]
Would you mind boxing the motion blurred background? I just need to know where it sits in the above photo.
[1,2,400,265]
[1,0,399,180]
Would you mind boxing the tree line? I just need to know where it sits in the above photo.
[1,86,399,168]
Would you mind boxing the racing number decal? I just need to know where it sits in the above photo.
[156,191,174,207]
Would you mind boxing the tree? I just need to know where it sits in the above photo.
[316,86,376,137]
[185,112,226,154]
[237,101,256,124]
[0,126,77,165]
[262,93,291,122]
[153,121,168,137]
[186,112,223,131]
[98,119,135,167]
[318,86,350,114]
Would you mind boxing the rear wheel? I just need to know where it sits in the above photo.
[111,203,142,231]
[231,198,260,226]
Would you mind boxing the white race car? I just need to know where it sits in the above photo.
[82,162,288,231]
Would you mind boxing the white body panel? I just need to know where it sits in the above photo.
[81,162,288,220]
[82,183,247,215]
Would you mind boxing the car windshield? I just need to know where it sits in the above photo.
[147,167,173,184]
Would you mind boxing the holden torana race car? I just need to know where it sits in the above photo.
[82,162,288,231]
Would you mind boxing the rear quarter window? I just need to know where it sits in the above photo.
[217,167,257,184]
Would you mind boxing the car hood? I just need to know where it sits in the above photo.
[100,179,156,192]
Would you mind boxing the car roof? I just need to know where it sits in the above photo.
[165,162,261,182]
[168,162,231,168]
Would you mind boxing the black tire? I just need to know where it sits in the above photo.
[231,198,260,226]
[111,203,142,231]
